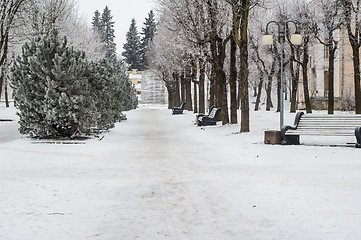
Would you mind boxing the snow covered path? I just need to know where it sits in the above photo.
[1,104,361,240]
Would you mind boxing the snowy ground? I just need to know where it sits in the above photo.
[1,103,361,240]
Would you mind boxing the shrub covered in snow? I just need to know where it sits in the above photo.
[86,59,138,130]
[10,28,137,138]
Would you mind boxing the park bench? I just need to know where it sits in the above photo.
[281,112,361,148]
[197,107,221,126]
[196,106,215,125]
[172,102,186,115]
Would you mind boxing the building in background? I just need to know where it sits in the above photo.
[128,69,167,104]
[298,0,355,110]
[128,69,143,103]
[142,71,167,104]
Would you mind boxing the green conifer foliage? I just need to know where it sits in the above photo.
[122,18,142,70]
[100,6,117,61]
[92,10,101,34]
[11,27,136,138]
[11,29,97,138]
[112,61,138,111]
[87,59,137,130]
[140,10,157,69]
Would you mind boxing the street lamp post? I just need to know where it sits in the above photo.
[261,20,302,130]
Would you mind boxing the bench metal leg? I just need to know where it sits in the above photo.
[281,135,300,145]
[356,127,361,148]
[281,126,300,145]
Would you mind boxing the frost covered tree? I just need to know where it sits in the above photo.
[13,0,105,61]
[288,1,315,114]
[248,6,279,112]
[92,10,101,33]
[249,34,277,111]
[140,10,157,69]
[122,18,142,70]
[87,60,137,130]
[11,28,97,137]
[342,0,361,114]
[228,0,261,131]
[100,6,117,61]
[0,0,27,102]
[10,27,135,138]
[148,16,184,109]
[157,0,261,129]
[313,0,343,114]
[158,0,233,124]
[262,1,312,114]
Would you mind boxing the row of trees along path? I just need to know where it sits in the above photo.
[147,0,361,136]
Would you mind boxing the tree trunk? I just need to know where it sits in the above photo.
[0,71,3,102]
[166,73,181,109]
[167,89,173,109]
[290,81,298,112]
[191,60,198,113]
[328,47,335,114]
[266,76,273,111]
[193,82,198,113]
[343,0,361,114]
[302,43,312,113]
[185,67,193,111]
[174,75,181,107]
[289,44,301,113]
[217,67,229,124]
[238,0,250,133]
[239,42,249,132]
[166,82,174,109]
[5,77,9,107]
[290,61,299,113]
[352,46,361,114]
[254,76,264,111]
[210,35,229,125]
[180,71,186,102]
[209,65,216,107]
[198,59,206,114]
[230,33,238,124]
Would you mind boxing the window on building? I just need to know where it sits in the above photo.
[136,91,141,95]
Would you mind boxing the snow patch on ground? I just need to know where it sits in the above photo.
[1,104,361,239]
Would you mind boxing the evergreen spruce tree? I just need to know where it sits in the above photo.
[122,18,142,70]
[92,10,102,34]
[11,28,98,138]
[140,10,156,69]
[100,6,117,61]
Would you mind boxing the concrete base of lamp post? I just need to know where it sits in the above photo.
[264,130,282,145]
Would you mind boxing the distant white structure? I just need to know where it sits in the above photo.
[127,69,167,104]
[142,71,167,104]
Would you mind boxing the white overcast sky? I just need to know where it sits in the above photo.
[76,0,155,56]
